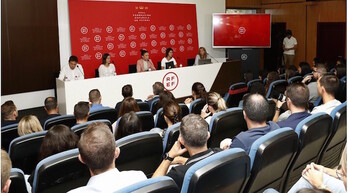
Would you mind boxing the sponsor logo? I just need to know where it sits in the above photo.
[82,44,89,52]
[119,50,126,57]
[118,34,125,41]
[150,25,156,32]
[107,43,114,50]
[95,52,102,59]
[162,72,179,91]
[238,27,246,34]
[151,40,157,47]
[80,26,88,34]
[129,25,136,32]
[94,35,101,42]
[106,26,113,33]
[241,54,248,60]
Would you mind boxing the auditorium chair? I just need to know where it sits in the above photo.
[318,102,347,168]
[32,149,90,193]
[9,131,47,174]
[1,123,19,151]
[189,98,206,114]
[9,168,28,193]
[207,108,247,148]
[283,113,332,191]
[95,68,99,78]
[226,82,248,108]
[150,98,160,115]
[313,96,322,107]
[44,115,76,130]
[266,80,288,99]
[115,132,163,177]
[157,61,161,70]
[138,101,150,111]
[154,108,167,129]
[115,176,179,193]
[88,108,118,124]
[267,99,276,121]
[129,64,137,73]
[279,73,286,80]
[187,58,195,66]
[136,111,155,131]
[71,119,112,137]
[162,122,181,154]
[247,79,263,90]
[181,148,250,193]
[244,128,298,192]
[287,76,303,84]
[178,103,189,117]
[336,76,346,103]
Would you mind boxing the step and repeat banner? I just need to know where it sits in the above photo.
[69,0,199,79]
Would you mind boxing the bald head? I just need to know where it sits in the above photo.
[243,94,269,123]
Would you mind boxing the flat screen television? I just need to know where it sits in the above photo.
[212,14,271,48]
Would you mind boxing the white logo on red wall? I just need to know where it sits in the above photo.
[179,46,185,52]
[241,54,248,60]
[178,31,184,38]
[82,44,89,52]
[160,32,166,39]
[170,39,175,45]
[162,72,179,91]
[186,24,192,30]
[169,25,175,31]
[94,35,101,42]
[238,27,246,34]
[150,25,156,32]
[95,52,102,59]
[130,41,137,48]
[119,50,126,57]
[106,26,113,33]
[118,34,125,41]
[107,43,114,50]
[140,33,146,40]
[81,26,88,34]
[161,47,166,54]
[129,25,136,32]
[151,40,157,47]
[187,38,192,44]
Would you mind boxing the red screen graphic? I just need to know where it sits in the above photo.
[213,14,271,48]
[69,0,199,78]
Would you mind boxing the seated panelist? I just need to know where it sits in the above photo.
[161,47,177,70]
[58,55,84,81]
[98,53,116,77]
[194,47,209,66]
[136,49,156,72]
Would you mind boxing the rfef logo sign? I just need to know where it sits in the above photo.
[162,72,179,91]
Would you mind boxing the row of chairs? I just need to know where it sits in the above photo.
[9,101,346,193]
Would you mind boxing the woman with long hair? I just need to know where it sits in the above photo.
[98,53,116,77]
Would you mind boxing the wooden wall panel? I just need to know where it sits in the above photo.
[262,0,304,5]
[226,0,261,9]
[306,1,346,64]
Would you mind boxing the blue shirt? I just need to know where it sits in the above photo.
[230,121,280,154]
[89,104,111,113]
[277,111,311,130]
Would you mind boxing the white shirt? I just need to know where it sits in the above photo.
[58,64,84,81]
[283,36,297,55]
[161,57,177,69]
[68,168,146,193]
[311,99,341,115]
[98,64,116,77]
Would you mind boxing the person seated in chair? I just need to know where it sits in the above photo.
[152,114,221,188]
[68,122,147,193]
[40,97,61,127]
[145,82,164,106]
[115,84,139,113]
[88,89,111,113]
[1,150,12,193]
[74,102,90,125]
[1,100,18,127]
[200,92,227,124]
[302,63,327,104]
[58,55,84,81]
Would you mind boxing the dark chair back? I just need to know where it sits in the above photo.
[32,149,90,193]
[244,128,298,192]
[150,98,160,115]
[1,123,19,151]
[9,131,47,174]
[178,103,189,117]
[189,98,206,114]
[71,119,112,137]
[44,115,76,130]
[136,111,155,131]
[187,58,195,66]
[247,79,263,90]
[157,61,161,70]
[267,99,276,121]
[129,64,137,73]
[336,77,346,103]
[155,108,167,129]
[162,122,181,154]
[226,82,248,108]
[115,132,163,177]
[115,176,179,193]
[319,102,347,168]
[266,80,288,99]
[95,68,99,77]
[208,108,247,148]
[287,76,303,84]
[181,148,250,193]
[88,108,118,124]
[9,168,28,193]
[283,113,332,191]
[138,102,150,112]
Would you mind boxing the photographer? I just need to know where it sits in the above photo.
[273,83,311,130]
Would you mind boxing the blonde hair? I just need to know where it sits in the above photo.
[207,92,227,112]
[341,145,347,175]
[18,115,43,136]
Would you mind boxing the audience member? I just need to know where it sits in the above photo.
[58,55,84,81]
[249,82,266,96]
[88,89,110,113]
[68,122,147,192]
[273,83,311,130]
[184,82,207,107]
[335,64,346,79]
[152,90,175,114]
[312,57,321,67]
[286,65,299,80]
[74,102,90,125]
[311,74,341,114]
[265,71,280,94]
[118,97,140,118]
[298,62,312,77]
[200,92,227,124]
[151,101,182,137]
[244,71,254,83]
[18,115,43,136]
[1,100,18,127]
[220,94,279,153]
[302,63,327,104]
[146,82,165,106]
[114,112,142,140]
[336,56,346,66]
[1,150,12,193]
[152,114,221,188]
[115,84,138,113]
[40,97,61,127]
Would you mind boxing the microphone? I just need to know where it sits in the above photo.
[76,64,84,77]
[207,52,219,63]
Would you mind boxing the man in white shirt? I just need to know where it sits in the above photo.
[58,55,85,81]
[68,122,147,193]
[311,74,341,115]
[283,30,297,68]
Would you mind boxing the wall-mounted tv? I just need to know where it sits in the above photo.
[212,14,271,48]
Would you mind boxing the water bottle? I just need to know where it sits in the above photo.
[180,64,182,68]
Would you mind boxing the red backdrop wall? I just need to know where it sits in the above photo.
[69,0,199,78]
